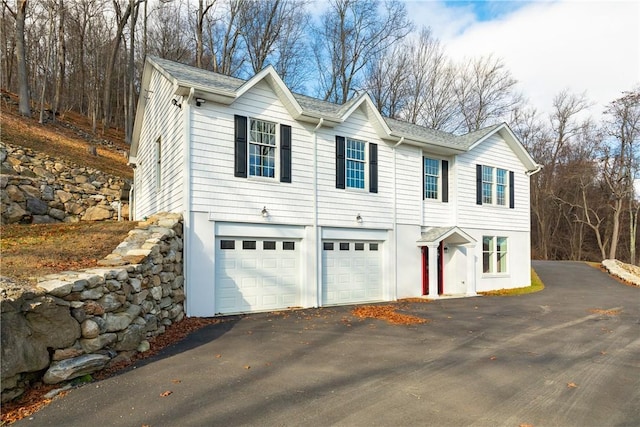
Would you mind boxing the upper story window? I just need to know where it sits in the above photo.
[423,157,449,202]
[249,118,277,178]
[424,157,439,199]
[346,138,366,189]
[477,164,513,208]
[335,136,378,193]
[483,236,508,274]
[234,115,292,183]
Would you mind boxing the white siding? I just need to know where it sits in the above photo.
[316,109,393,229]
[190,80,314,224]
[465,228,531,292]
[422,153,455,227]
[395,145,421,225]
[134,71,184,219]
[456,134,531,231]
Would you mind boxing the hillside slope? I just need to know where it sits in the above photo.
[1,91,132,179]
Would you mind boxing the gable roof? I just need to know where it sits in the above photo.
[132,57,540,171]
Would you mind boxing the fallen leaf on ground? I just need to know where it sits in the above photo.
[567,382,578,388]
[160,391,172,397]
[244,365,251,369]
[352,305,429,325]
[171,379,181,384]
[589,308,622,316]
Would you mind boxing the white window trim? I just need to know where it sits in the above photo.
[482,165,509,207]
[482,235,509,275]
[248,117,278,180]
[345,137,368,191]
[424,156,441,201]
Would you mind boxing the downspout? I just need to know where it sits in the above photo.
[391,137,404,300]
[525,164,543,176]
[313,118,324,308]
[183,87,195,315]
[129,176,135,220]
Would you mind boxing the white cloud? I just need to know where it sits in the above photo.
[405,0,640,119]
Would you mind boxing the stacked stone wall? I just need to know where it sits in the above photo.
[0,213,185,403]
[0,142,130,224]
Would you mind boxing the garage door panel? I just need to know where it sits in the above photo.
[215,238,301,314]
[322,240,383,305]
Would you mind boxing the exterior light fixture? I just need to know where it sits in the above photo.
[261,206,269,217]
[356,213,363,223]
[195,98,206,107]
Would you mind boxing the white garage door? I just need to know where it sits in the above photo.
[215,238,300,314]
[322,241,383,305]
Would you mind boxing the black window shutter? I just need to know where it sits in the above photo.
[476,164,482,205]
[234,115,247,178]
[280,124,292,183]
[369,143,378,193]
[336,136,345,189]
[509,170,515,209]
[441,160,449,203]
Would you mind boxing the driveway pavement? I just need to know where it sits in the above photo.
[15,261,640,427]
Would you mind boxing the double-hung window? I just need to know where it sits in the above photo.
[477,164,513,208]
[483,236,508,274]
[249,118,276,178]
[335,136,378,193]
[346,138,366,189]
[234,115,292,182]
[424,157,440,199]
[482,165,495,204]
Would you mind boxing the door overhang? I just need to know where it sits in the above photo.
[416,226,476,247]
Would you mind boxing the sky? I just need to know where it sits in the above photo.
[404,0,640,119]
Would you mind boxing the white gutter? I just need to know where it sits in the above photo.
[313,118,324,308]
[525,164,543,176]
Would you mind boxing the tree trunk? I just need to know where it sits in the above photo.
[125,0,138,145]
[608,199,622,259]
[53,0,65,118]
[16,0,30,117]
[102,0,133,131]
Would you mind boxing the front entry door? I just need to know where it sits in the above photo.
[422,243,444,296]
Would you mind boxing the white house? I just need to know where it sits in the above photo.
[130,57,541,317]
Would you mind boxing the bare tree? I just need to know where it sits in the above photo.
[238,0,310,90]
[403,27,458,131]
[364,41,410,118]
[313,0,412,104]
[102,0,136,130]
[196,0,215,68]
[147,0,191,61]
[52,0,64,117]
[4,0,31,116]
[454,54,520,132]
[602,88,640,261]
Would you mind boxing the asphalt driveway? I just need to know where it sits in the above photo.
[15,261,640,427]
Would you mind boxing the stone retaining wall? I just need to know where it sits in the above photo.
[0,213,184,403]
[0,142,130,224]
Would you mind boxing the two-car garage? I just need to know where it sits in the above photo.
[212,224,386,315]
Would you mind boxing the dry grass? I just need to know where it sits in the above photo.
[0,221,138,284]
[479,268,545,296]
[1,93,132,179]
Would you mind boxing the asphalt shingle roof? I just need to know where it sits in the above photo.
[148,56,504,151]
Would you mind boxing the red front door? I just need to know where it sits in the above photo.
[422,247,429,295]
[421,244,444,296]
